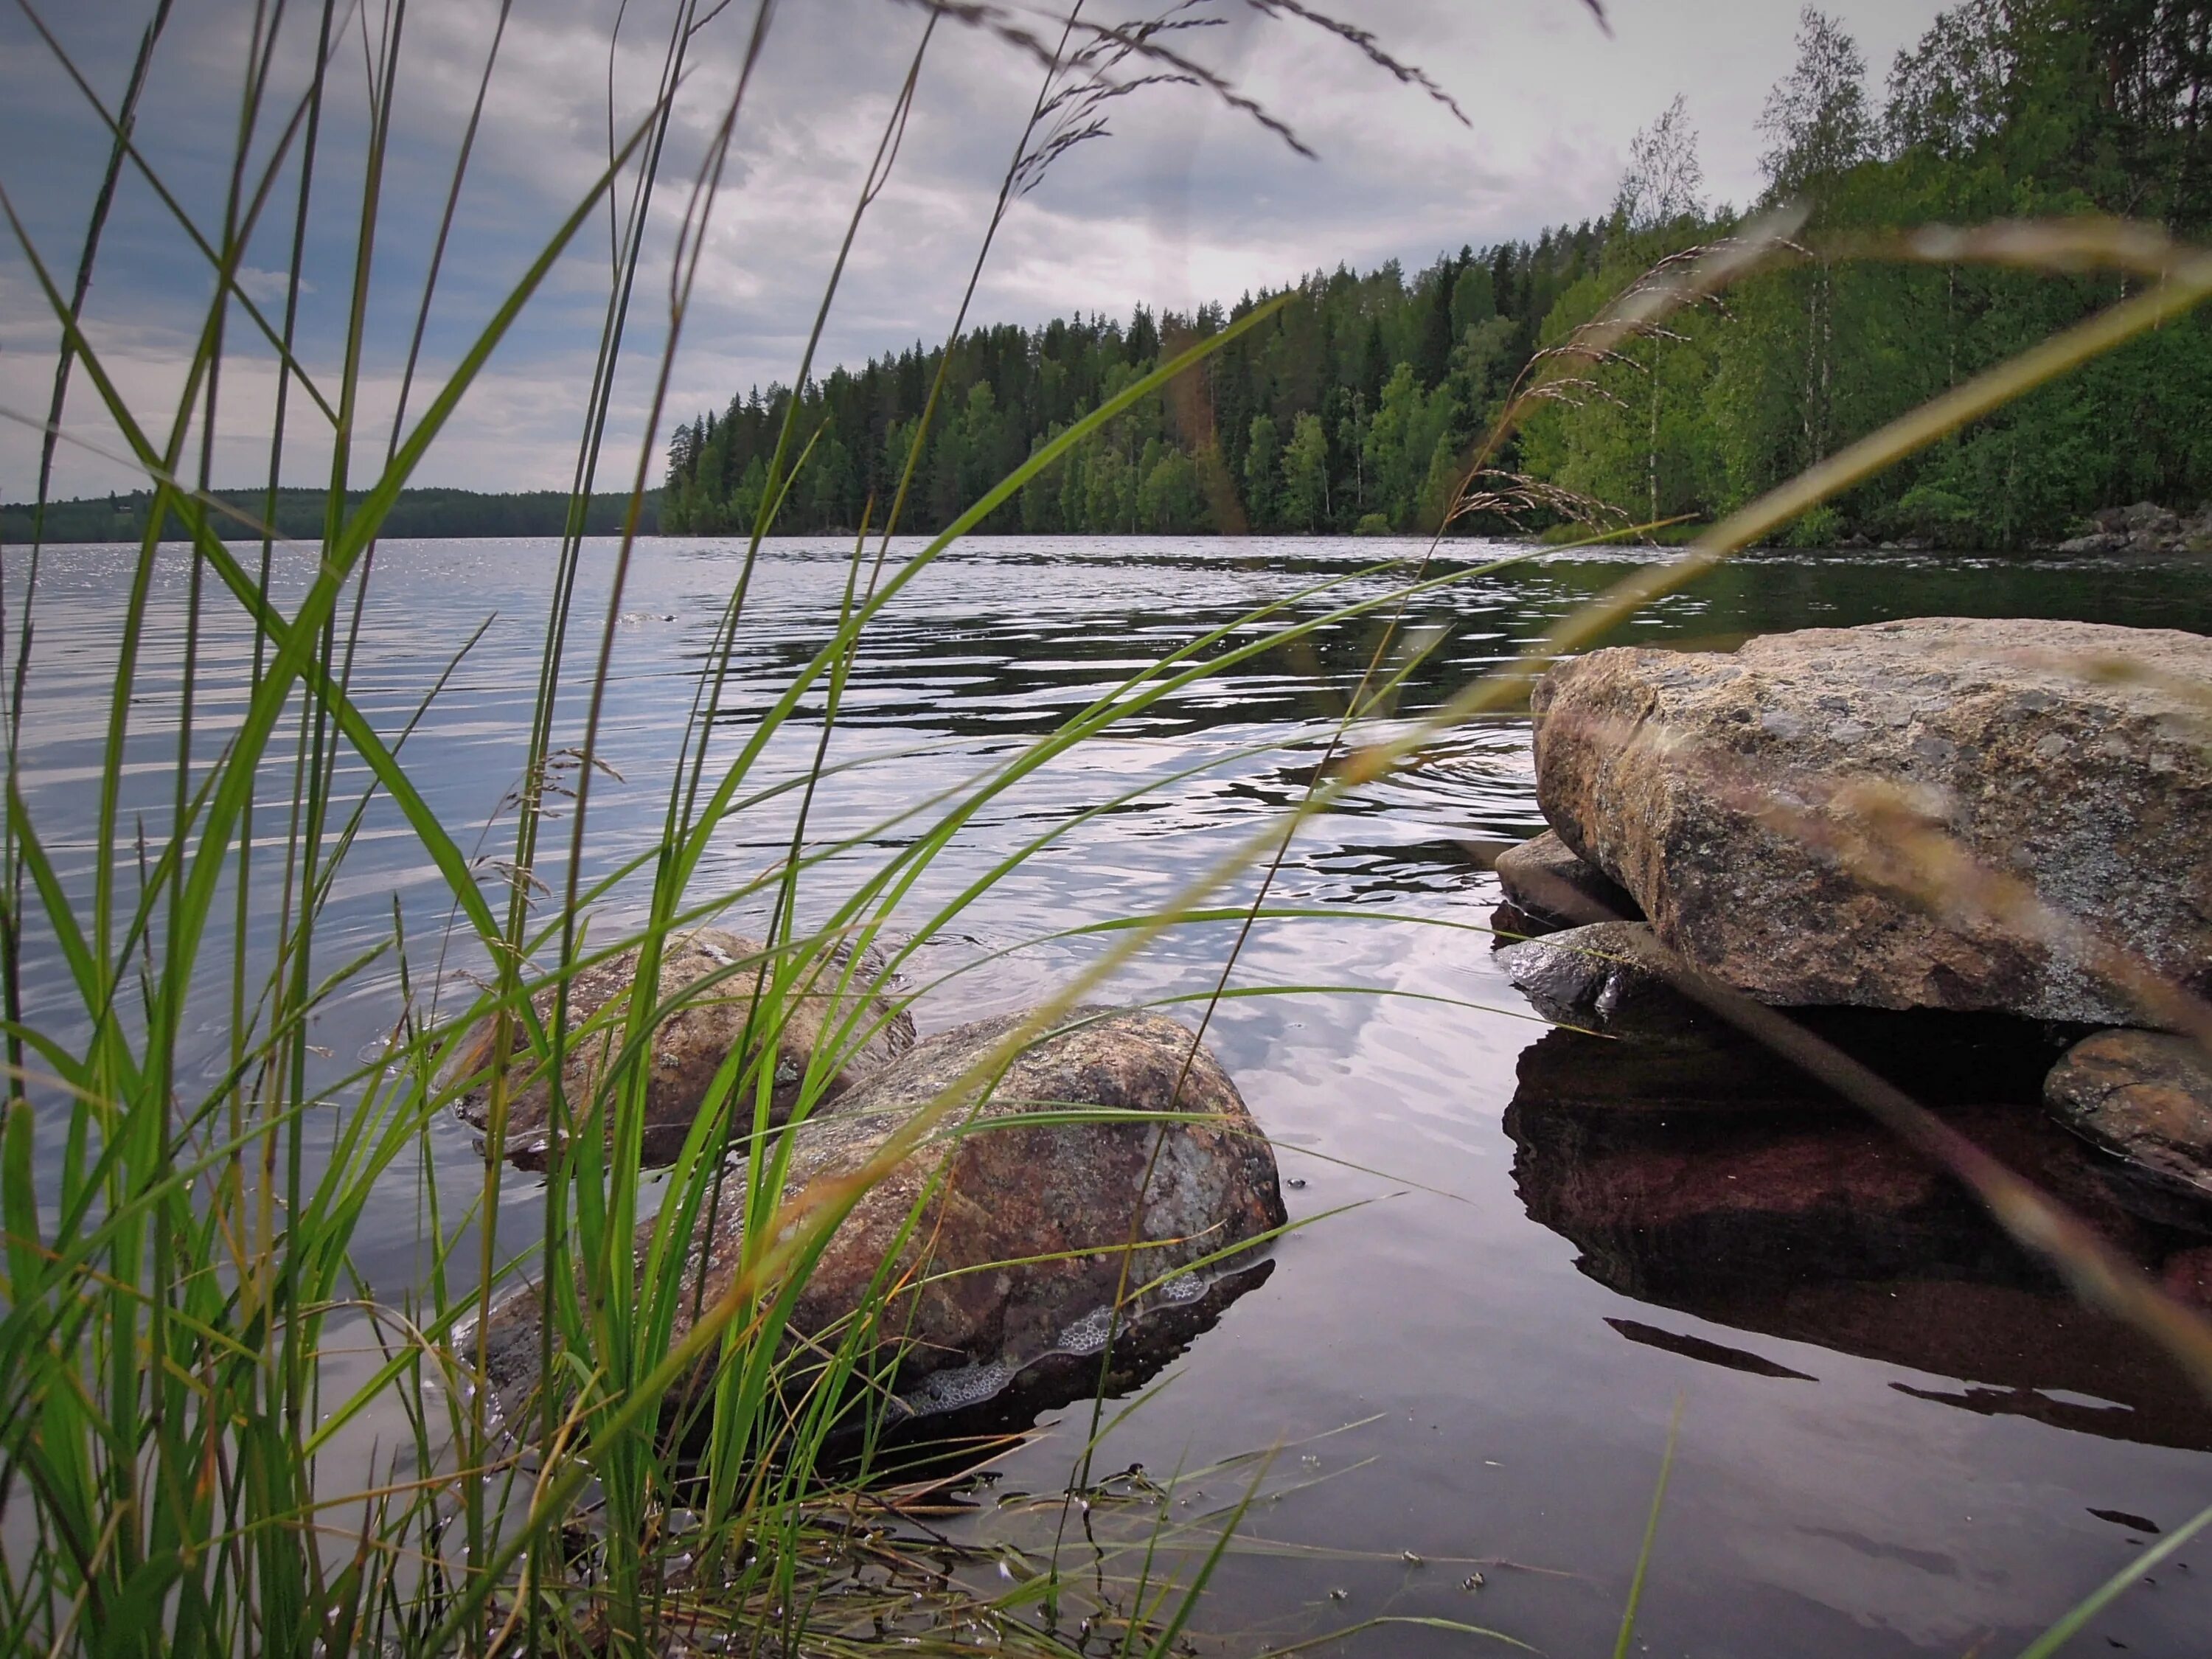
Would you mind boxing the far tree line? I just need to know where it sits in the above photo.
[0,488,658,546]
[662,0,2212,551]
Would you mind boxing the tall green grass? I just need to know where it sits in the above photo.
[4,5,2212,1658]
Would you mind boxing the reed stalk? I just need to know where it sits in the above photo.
[0,7,2207,1658]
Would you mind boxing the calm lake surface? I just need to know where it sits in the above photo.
[14,535,2212,1655]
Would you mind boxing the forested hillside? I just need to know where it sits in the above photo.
[663,1,2212,549]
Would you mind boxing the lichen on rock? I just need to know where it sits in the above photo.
[1530,617,2212,1023]
[461,1005,1285,1430]
[447,928,914,1169]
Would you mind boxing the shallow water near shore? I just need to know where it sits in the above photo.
[13,534,2212,1655]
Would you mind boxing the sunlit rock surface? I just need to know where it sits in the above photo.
[2047,1028,2212,1206]
[1531,617,2212,1023]
[449,929,914,1169]
[466,1007,1284,1429]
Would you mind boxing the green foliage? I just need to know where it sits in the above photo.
[664,232,1624,538]
[1244,413,1280,529]
[1517,0,2212,549]
[663,1,2212,552]
[1279,412,1331,530]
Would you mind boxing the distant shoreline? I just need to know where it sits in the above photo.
[0,487,660,545]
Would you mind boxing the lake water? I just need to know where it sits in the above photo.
[13,535,2212,1656]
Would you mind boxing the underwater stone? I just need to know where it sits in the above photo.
[1504,1081,2212,1450]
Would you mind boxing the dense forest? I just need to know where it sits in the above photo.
[662,0,2212,549]
[0,487,658,545]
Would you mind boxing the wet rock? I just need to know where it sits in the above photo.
[1505,1075,2207,1449]
[1509,1009,2074,1117]
[450,929,914,1169]
[467,1007,1284,1429]
[1491,829,1641,932]
[1531,617,2212,1023]
[1495,921,1706,1038]
[2045,1029,2212,1206]
[2056,501,2212,557]
[2163,1245,2212,1310]
[1486,899,1551,942]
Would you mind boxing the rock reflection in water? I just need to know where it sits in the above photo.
[1506,1023,2212,1453]
[885,1258,1277,1444]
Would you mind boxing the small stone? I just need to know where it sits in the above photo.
[2045,1029,2212,1206]
[448,929,914,1169]
[1495,921,1705,1039]
[462,1006,1285,1428]
[1490,830,1642,933]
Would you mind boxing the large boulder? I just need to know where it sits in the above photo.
[465,1006,1285,1429]
[450,929,914,1169]
[2045,1028,2212,1207]
[1531,617,2212,1023]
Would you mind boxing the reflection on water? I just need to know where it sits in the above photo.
[1507,1024,2212,1453]
[12,535,2212,1656]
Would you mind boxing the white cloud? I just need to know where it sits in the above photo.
[0,0,1953,498]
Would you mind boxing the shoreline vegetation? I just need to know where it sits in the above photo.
[10,0,2212,1654]
[656,2,2212,552]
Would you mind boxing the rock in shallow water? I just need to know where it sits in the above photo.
[1491,829,1641,933]
[1531,617,2212,1023]
[1496,921,1706,1039]
[449,929,914,1169]
[2045,1028,2212,1206]
[1504,1078,2212,1450]
[465,1006,1285,1428]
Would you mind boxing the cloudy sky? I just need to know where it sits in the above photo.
[0,0,1952,501]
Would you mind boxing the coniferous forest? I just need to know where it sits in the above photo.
[661,1,2212,550]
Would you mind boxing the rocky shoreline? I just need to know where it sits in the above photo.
[1489,615,2212,1352]
[448,982,1287,1432]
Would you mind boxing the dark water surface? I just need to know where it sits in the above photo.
[14,535,2212,1655]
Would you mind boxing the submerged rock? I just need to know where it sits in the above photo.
[465,1006,1284,1429]
[1509,1008,2073,1118]
[2045,1029,2212,1207]
[1491,829,1641,933]
[2163,1245,2212,1310]
[1495,920,1706,1038]
[1505,1074,2210,1450]
[1531,617,2212,1023]
[449,929,914,1169]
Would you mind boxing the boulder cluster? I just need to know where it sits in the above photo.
[446,941,1284,1431]
[1492,616,2212,1318]
[2056,501,2212,557]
